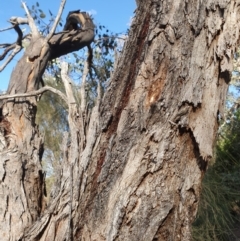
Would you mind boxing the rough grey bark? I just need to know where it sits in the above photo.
[0,99,46,241]
[0,0,240,240]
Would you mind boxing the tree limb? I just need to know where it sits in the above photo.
[49,12,95,60]
[12,24,23,45]
[9,17,28,25]
[0,17,28,34]
[0,33,31,71]
[46,0,67,42]
[0,21,24,72]
[80,59,89,112]
[0,45,15,61]
[21,1,39,37]
[0,85,68,103]
[0,45,22,72]
[0,44,11,48]
[60,62,76,104]
[0,26,14,32]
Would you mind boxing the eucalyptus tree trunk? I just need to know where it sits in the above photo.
[0,0,239,240]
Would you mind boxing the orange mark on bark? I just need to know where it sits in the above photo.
[146,60,169,107]
[93,150,106,189]
[146,78,165,107]
[0,118,11,140]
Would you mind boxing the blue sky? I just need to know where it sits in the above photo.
[0,0,136,91]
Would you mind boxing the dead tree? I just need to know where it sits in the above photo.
[0,0,240,240]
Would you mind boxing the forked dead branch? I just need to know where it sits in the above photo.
[0,0,94,95]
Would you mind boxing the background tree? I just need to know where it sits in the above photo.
[37,43,117,195]
[0,0,240,240]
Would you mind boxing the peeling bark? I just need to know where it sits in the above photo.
[1,0,240,240]
[0,100,45,241]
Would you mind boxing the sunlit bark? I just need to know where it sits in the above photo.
[1,0,240,240]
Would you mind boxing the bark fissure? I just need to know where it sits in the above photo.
[179,126,207,171]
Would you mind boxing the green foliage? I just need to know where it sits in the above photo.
[30,0,127,198]
[95,24,118,55]
[37,40,122,197]
[27,2,64,35]
[192,110,240,241]
[36,78,68,181]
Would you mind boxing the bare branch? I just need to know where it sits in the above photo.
[0,45,22,72]
[49,11,95,60]
[0,26,14,32]
[0,44,11,48]
[9,17,28,25]
[21,1,39,37]
[96,79,102,110]
[0,85,68,103]
[0,22,24,72]
[80,60,89,113]
[12,25,23,45]
[0,33,31,70]
[0,17,28,33]
[0,45,15,61]
[60,61,76,104]
[46,0,67,42]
